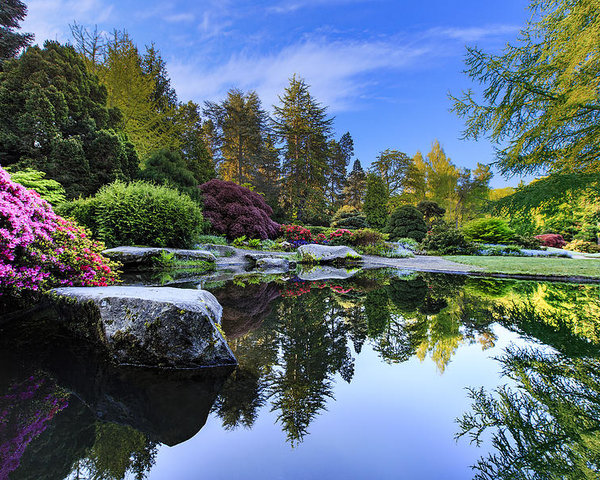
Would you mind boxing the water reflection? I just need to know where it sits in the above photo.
[1,272,600,478]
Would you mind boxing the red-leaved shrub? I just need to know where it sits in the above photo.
[199,179,280,240]
[535,234,567,248]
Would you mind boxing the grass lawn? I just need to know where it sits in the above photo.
[444,255,600,279]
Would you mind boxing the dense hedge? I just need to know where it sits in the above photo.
[420,222,475,255]
[463,218,515,243]
[200,179,280,240]
[59,181,204,248]
[386,205,428,242]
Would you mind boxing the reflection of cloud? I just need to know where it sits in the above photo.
[169,38,429,111]
[22,0,113,44]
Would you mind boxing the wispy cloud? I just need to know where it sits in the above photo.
[428,24,519,42]
[22,0,113,44]
[169,37,429,111]
[165,13,195,23]
[268,0,379,14]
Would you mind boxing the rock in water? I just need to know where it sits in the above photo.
[51,286,236,369]
[103,246,216,269]
[297,244,362,264]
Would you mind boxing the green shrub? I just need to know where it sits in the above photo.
[232,236,247,247]
[421,222,475,255]
[307,225,328,235]
[364,173,389,230]
[511,234,541,249]
[463,217,515,243]
[565,239,600,253]
[350,228,386,247]
[331,206,368,229]
[196,235,228,245]
[8,168,67,205]
[60,181,205,248]
[386,205,428,242]
[248,238,261,248]
[396,237,419,249]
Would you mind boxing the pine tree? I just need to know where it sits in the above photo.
[325,132,354,212]
[0,0,33,62]
[273,75,333,222]
[343,159,367,210]
[204,89,270,185]
[364,173,389,230]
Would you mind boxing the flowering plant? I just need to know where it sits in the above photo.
[0,167,119,294]
[328,229,353,246]
[280,224,313,243]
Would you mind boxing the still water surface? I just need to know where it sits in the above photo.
[2,270,599,479]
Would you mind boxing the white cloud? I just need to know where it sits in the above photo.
[429,24,519,43]
[268,0,379,14]
[22,0,114,45]
[169,37,429,111]
[165,13,195,23]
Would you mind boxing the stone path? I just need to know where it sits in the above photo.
[215,247,481,275]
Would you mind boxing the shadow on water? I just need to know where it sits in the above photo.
[2,270,600,478]
[0,308,233,479]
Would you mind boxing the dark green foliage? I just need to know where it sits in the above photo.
[511,234,541,249]
[60,181,204,248]
[387,277,428,313]
[0,0,33,62]
[141,149,201,200]
[386,205,428,241]
[421,222,476,255]
[417,200,446,225]
[343,159,367,210]
[177,101,216,185]
[365,289,390,338]
[331,210,367,229]
[463,218,515,243]
[350,229,386,248]
[364,173,389,230]
[0,42,139,197]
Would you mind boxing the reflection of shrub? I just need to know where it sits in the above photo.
[421,222,475,255]
[387,277,428,313]
[535,234,567,248]
[386,205,428,241]
[365,289,390,337]
[419,296,448,315]
[62,181,204,248]
[463,218,515,243]
[200,179,280,240]
[565,239,600,253]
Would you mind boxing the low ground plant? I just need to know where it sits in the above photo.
[196,235,228,245]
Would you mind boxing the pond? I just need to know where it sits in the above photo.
[1,270,600,479]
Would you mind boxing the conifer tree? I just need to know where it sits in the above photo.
[364,173,389,230]
[325,132,354,211]
[343,159,367,210]
[0,0,33,62]
[204,89,270,185]
[273,75,333,221]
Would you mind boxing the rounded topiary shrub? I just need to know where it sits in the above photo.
[60,181,204,248]
[463,218,515,244]
[420,222,475,255]
[200,179,280,240]
[386,205,428,242]
[331,206,368,229]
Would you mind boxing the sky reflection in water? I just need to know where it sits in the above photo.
[1,271,600,479]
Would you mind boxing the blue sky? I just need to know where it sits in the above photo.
[22,0,531,188]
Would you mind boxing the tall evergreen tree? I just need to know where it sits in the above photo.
[204,88,270,185]
[364,173,389,230]
[273,75,333,221]
[343,159,367,210]
[177,101,215,185]
[0,0,33,62]
[325,132,354,212]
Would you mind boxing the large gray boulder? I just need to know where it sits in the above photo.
[51,286,236,369]
[195,243,236,257]
[297,244,362,264]
[103,246,216,269]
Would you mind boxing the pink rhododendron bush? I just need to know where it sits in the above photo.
[200,179,280,240]
[0,167,119,295]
